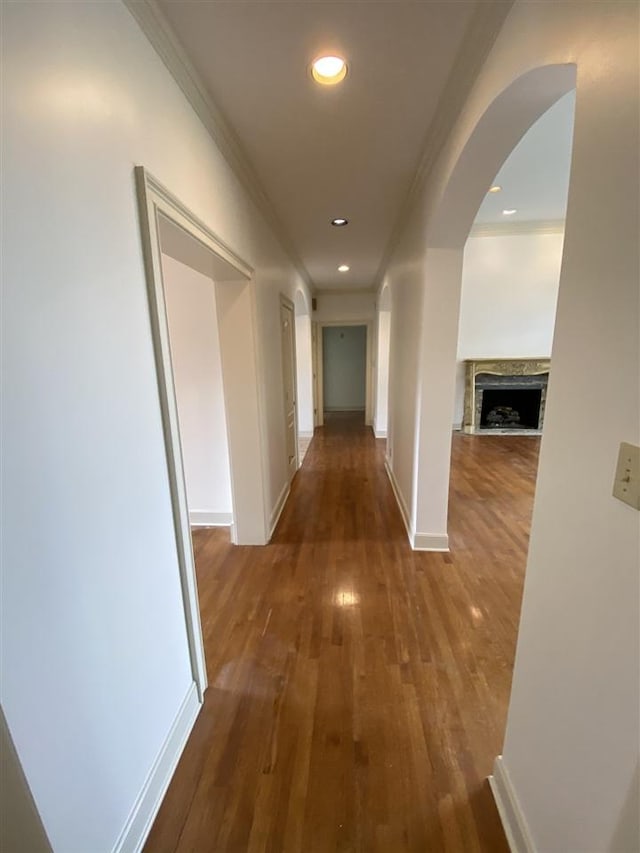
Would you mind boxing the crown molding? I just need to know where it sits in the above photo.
[470,219,565,237]
[374,0,515,287]
[123,0,314,292]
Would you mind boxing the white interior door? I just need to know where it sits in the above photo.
[280,298,298,480]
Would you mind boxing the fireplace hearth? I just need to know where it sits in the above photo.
[480,387,543,429]
[463,358,550,434]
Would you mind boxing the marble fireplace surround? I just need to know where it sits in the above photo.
[462,358,551,434]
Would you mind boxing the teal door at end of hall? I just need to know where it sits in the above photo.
[322,325,367,413]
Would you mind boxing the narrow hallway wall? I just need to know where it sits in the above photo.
[294,292,314,437]
[1,3,310,851]
[374,309,390,437]
[162,254,233,525]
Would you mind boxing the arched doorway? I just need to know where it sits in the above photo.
[410,64,577,549]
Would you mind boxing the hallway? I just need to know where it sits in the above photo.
[146,415,539,852]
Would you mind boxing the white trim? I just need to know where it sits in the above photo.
[385,458,450,552]
[269,480,291,540]
[412,532,449,551]
[489,756,536,853]
[298,430,314,439]
[374,428,388,439]
[112,683,201,853]
[135,167,215,699]
[385,457,412,546]
[123,0,311,291]
[189,511,233,527]
[147,174,253,279]
[135,165,270,695]
[470,219,564,238]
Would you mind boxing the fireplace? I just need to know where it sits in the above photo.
[463,358,550,434]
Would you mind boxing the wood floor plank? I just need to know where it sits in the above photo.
[145,414,540,852]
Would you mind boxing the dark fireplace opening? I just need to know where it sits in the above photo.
[480,388,542,430]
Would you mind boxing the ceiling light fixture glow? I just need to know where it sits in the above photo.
[331,217,349,226]
[311,55,347,86]
[488,185,502,193]
[338,264,350,272]
[502,208,517,215]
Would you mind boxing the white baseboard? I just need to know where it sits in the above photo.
[384,457,413,547]
[269,480,291,539]
[412,532,449,551]
[452,422,463,431]
[384,459,450,552]
[489,755,535,853]
[298,430,314,439]
[374,428,387,439]
[112,682,202,853]
[189,511,233,527]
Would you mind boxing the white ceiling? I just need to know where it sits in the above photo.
[153,0,571,292]
[475,90,576,226]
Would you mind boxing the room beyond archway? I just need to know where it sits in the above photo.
[409,64,577,551]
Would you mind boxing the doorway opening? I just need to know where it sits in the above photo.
[453,89,575,442]
[420,65,577,820]
[160,242,233,528]
[406,66,577,555]
[135,167,271,698]
[322,325,367,419]
[425,81,575,549]
[314,321,374,427]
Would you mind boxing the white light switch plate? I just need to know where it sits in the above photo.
[613,442,640,510]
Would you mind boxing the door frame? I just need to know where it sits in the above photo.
[279,294,299,478]
[135,165,257,700]
[314,320,375,427]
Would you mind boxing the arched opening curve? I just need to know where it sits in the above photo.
[410,63,577,550]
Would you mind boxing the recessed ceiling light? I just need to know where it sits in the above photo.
[502,208,517,215]
[311,55,347,86]
[338,264,350,272]
[488,185,502,193]
[331,217,349,226]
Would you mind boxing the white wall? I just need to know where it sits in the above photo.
[412,247,464,549]
[294,291,314,437]
[162,254,233,524]
[384,1,639,850]
[1,3,309,851]
[453,230,563,425]
[322,326,367,412]
[314,290,375,323]
[374,309,390,437]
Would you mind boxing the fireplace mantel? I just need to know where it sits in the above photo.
[463,358,551,434]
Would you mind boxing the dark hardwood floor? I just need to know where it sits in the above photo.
[145,413,540,852]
